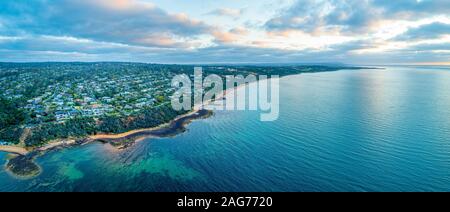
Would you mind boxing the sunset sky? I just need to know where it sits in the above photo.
[0,0,449,64]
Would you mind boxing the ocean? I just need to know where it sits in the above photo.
[1,66,450,191]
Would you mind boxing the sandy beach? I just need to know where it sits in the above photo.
[37,139,77,151]
[0,146,29,155]
[88,87,230,141]
[90,109,201,140]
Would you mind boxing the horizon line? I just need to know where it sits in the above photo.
[0,61,449,67]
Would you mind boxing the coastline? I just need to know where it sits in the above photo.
[0,109,207,155]
[83,83,231,145]
[90,109,201,140]
[0,108,212,179]
[89,109,213,148]
[0,82,228,179]
[0,81,236,156]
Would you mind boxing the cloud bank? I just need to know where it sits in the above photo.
[0,0,448,64]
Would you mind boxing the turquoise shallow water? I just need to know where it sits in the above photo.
[1,66,450,191]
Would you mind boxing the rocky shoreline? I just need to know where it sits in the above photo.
[1,109,213,179]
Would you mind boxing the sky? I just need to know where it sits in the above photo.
[0,0,449,65]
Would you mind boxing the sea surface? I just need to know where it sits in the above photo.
[1,66,450,191]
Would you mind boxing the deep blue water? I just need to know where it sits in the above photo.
[1,66,450,191]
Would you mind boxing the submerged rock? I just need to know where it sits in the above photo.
[5,154,41,179]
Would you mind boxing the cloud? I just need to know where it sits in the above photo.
[265,0,377,34]
[0,0,211,48]
[408,42,450,52]
[0,35,135,55]
[373,0,450,18]
[0,0,448,64]
[210,30,238,43]
[394,22,450,41]
[210,27,250,44]
[206,8,244,18]
[230,27,250,35]
[1,37,447,64]
[265,0,450,34]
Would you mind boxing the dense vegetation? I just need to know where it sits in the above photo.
[0,97,26,144]
[23,104,186,146]
[0,97,25,128]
